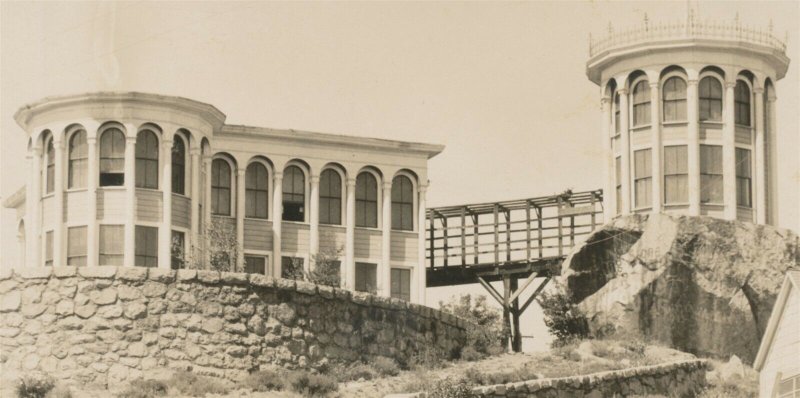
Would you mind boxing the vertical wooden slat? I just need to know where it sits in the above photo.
[503,275,511,352]
[557,197,563,256]
[493,204,499,266]
[472,214,479,266]
[525,200,531,262]
[442,216,449,267]
[510,276,521,352]
[428,210,435,268]
[536,206,543,259]
[590,191,597,231]
[460,207,466,266]
[505,209,511,263]
[570,215,575,247]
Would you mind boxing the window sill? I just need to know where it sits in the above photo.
[244,217,271,222]
[700,121,723,126]
[136,187,161,194]
[319,224,346,229]
[662,121,688,127]
[66,188,88,193]
[42,193,54,199]
[737,206,753,210]
[633,207,652,212]
[735,124,752,129]
[98,186,126,191]
[664,202,690,207]
[700,202,724,208]
[211,214,234,219]
[282,220,310,227]
[355,226,382,233]
[631,124,651,131]
[391,229,417,234]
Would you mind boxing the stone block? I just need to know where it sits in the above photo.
[141,282,168,298]
[0,291,22,312]
[75,303,97,318]
[221,272,248,284]
[52,266,77,278]
[197,270,220,284]
[78,266,117,279]
[275,278,295,291]
[89,288,117,305]
[16,267,53,279]
[249,274,273,287]
[148,268,176,283]
[21,303,48,317]
[296,281,317,295]
[117,267,148,281]
[176,269,197,282]
[317,285,334,299]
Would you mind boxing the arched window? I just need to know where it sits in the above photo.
[391,175,414,231]
[211,159,232,216]
[171,137,185,195]
[135,130,159,189]
[355,172,378,228]
[699,77,723,122]
[99,128,125,186]
[319,169,342,225]
[662,77,687,122]
[632,81,651,126]
[68,130,88,189]
[735,81,751,126]
[614,93,620,134]
[245,162,269,219]
[45,136,55,194]
[282,166,305,222]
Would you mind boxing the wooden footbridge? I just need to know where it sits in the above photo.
[425,189,603,352]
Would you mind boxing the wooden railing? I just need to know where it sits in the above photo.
[426,189,603,271]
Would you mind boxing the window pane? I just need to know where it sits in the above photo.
[45,231,54,266]
[391,268,411,301]
[392,176,414,231]
[171,231,185,270]
[171,138,185,195]
[356,173,378,228]
[245,256,266,274]
[320,170,342,225]
[99,225,124,265]
[246,163,269,219]
[281,256,304,279]
[355,262,377,293]
[68,226,87,257]
[135,226,158,268]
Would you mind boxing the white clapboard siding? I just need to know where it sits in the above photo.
[97,189,126,220]
[136,189,162,222]
[354,228,382,259]
[244,219,273,251]
[737,207,753,222]
[735,126,752,146]
[282,223,310,253]
[172,195,191,228]
[699,126,722,141]
[631,129,650,147]
[663,125,688,141]
[700,205,724,219]
[65,190,88,223]
[759,288,800,398]
[319,226,346,254]
[390,232,418,262]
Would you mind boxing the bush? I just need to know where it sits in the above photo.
[459,346,484,362]
[370,356,400,377]
[339,362,377,382]
[16,374,55,398]
[306,249,343,287]
[440,295,504,356]
[536,287,590,347]
[167,371,231,396]
[427,377,474,398]
[287,371,338,397]
[242,370,285,392]
[117,379,168,398]
[408,344,445,370]
[45,385,72,398]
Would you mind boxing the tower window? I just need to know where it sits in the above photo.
[662,77,687,122]
[355,262,377,293]
[68,130,88,189]
[45,136,55,194]
[319,169,342,225]
[135,225,158,268]
[44,230,54,267]
[632,81,651,126]
[391,268,411,301]
[700,145,723,204]
[392,175,414,231]
[211,159,232,216]
[736,148,752,208]
[99,129,125,187]
[356,172,378,228]
[67,226,87,266]
[735,81,751,126]
[245,162,269,219]
[634,149,652,209]
[664,145,688,204]
[614,93,621,134]
[171,137,186,195]
[135,130,159,189]
[615,156,622,215]
[282,166,305,222]
[699,77,723,122]
[99,225,124,265]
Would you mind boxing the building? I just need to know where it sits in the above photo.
[754,270,800,398]
[2,92,444,304]
[587,14,790,225]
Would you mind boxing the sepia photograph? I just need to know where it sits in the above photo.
[0,1,798,397]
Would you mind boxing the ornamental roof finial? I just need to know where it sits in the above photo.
[607,22,614,34]
[769,19,774,33]
[644,13,649,31]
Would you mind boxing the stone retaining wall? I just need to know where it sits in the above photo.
[0,266,469,389]
[472,359,708,397]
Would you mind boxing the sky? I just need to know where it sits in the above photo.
[1,1,798,351]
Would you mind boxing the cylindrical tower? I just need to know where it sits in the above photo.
[587,15,790,225]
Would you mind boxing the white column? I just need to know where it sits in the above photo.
[52,136,65,267]
[601,96,613,221]
[417,184,428,305]
[87,135,98,267]
[27,146,42,267]
[381,180,392,297]
[723,81,737,220]
[344,177,357,289]
[124,134,137,267]
[687,79,701,215]
[236,167,246,271]
[753,87,766,224]
[159,133,174,269]
[618,88,631,215]
[272,172,283,277]
[309,174,320,260]
[766,93,778,225]
[649,82,662,213]
[203,155,212,265]
[190,147,201,250]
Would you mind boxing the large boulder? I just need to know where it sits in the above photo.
[561,213,799,362]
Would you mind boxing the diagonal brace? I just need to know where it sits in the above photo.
[477,276,505,308]
[519,277,551,314]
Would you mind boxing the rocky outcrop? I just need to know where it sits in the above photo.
[0,266,470,391]
[561,214,800,362]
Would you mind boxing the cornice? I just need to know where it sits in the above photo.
[14,92,227,132]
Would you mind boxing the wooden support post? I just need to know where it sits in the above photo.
[590,192,597,231]
[493,204,500,266]
[502,275,511,352]
[460,207,466,266]
[510,276,522,352]
[525,201,531,262]
[557,197,564,256]
[570,216,575,248]
[536,206,543,259]
[442,216,449,267]
[428,210,435,268]
[472,214,479,266]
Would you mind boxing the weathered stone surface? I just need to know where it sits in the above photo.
[16,267,52,279]
[89,288,117,305]
[52,266,77,278]
[117,267,148,281]
[562,214,800,362]
[78,266,117,279]
[148,268,176,283]
[0,291,22,312]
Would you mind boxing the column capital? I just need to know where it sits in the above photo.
[87,136,97,144]
[648,81,659,89]
[237,167,247,176]
[162,137,174,146]
[52,139,64,149]
[725,81,737,89]
[309,174,320,184]
[274,171,284,180]
[600,96,612,104]
[616,88,629,95]
[190,147,202,156]
[382,181,393,191]
[346,177,357,187]
[31,146,43,156]
[687,79,699,86]
[418,184,428,194]
[126,136,137,144]
[753,87,765,95]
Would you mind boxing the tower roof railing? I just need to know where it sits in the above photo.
[589,16,787,58]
